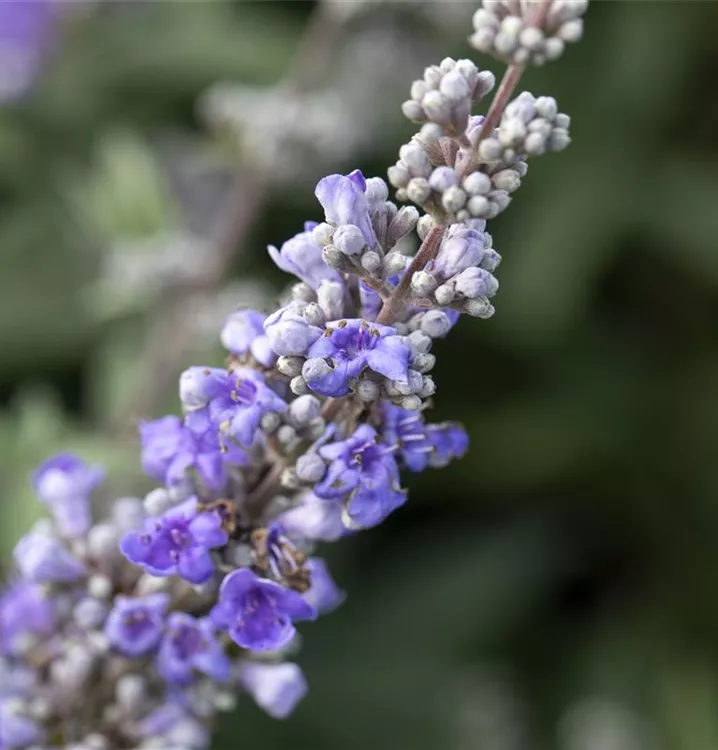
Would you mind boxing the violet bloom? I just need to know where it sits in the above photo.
[32,453,104,537]
[0,0,56,102]
[278,492,346,543]
[303,319,410,397]
[315,424,406,529]
[210,568,316,651]
[0,581,54,656]
[105,594,169,658]
[140,415,247,492]
[303,558,345,614]
[427,422,469,468]
[315,170,377,247]
[134,700,209,748]
[239,662,308,719]
[157,613,230,686]
[120,498,227,585]
[183,368,286,447]
[221,309,276,368]
[268,221,342,290]
[382,405,468,471]
[13,533,85,584]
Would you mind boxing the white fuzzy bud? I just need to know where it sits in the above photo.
[303,302,326,327]
[333,225,366,256]
[288,395,321,426]
[276,355,304,378]
[116,674,146,716]
[356,378,381,402]
[88,575,113,600]
[411,270,438,296]
[420,310,452,338]
[143,487,174,517]
[295,453,327,483]
[434,284,456,306]
[317,281,345,320]
[406,178,431,205]
[259,411,281,433]
[290,375,309,396]
[361,251,382,274]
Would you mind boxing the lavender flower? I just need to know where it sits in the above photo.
[32,453,104,537]
[13,533,85,584]
[303,558,345,614]
[157,613,231,685]
[264,305,323,357]
[221,309,277,367]
[0,581,54,656]
[303,319,410,397]
[315,170,377,247]
[316,424,407,529]
[268,222,342,289]
[0,704,42,749]
[239,662,308,719]
[120,498,228,584]
[140,415,247,492]
[105,593,169,657]
[182,367,287,446]
[210,568,316,651]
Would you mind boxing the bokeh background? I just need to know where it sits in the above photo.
[2,1,718,748]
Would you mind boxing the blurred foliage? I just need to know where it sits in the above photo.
[2,1,718,748]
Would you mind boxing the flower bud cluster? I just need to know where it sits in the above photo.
[477,92,571,162]
[401,57,495,136]
[410,220,500,317]
[308,170,419,292]
[470,0,588,67]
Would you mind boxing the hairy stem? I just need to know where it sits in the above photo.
[375,224,445,325]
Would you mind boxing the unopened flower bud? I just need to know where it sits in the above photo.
[421,310,452,338]
[288,395,321,426]
[277,355,305,378]
[295,453,327,483]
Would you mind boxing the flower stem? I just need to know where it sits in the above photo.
[460,63,525,178]
[375,224,445,326]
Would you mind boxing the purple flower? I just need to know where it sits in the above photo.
[0,581,54,656]
[0,0,56,102]
[264,305,323,357]
[303,558,345,614]
[210,568,316,651]
[433,222,487,280]
[315,170,377,247]
[120,498,227,585]
[0,703,42,749]
[157,613,231,685]
[32,453,104,537]
[183,368,286,446]
[140,415,247,492]
[134,700,209,748]
[278,492,346,542]
[304,319,410,397]
[239,662,307,719]
[315,424,406,529]
[427,422,469,467]
[13,533,85,584]
[382,404,434,472]
[382,404,469,471]
[105,594,169,657]
[268,221,342,290]
[221,309,276,368]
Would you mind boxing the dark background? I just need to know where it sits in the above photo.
[2,2,718,748]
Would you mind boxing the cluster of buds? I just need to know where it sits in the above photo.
[401,57,496,136]
[470,0,587,67]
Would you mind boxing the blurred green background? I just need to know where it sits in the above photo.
[3,1,718,748]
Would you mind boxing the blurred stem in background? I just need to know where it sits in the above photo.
[120,0,346,432]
